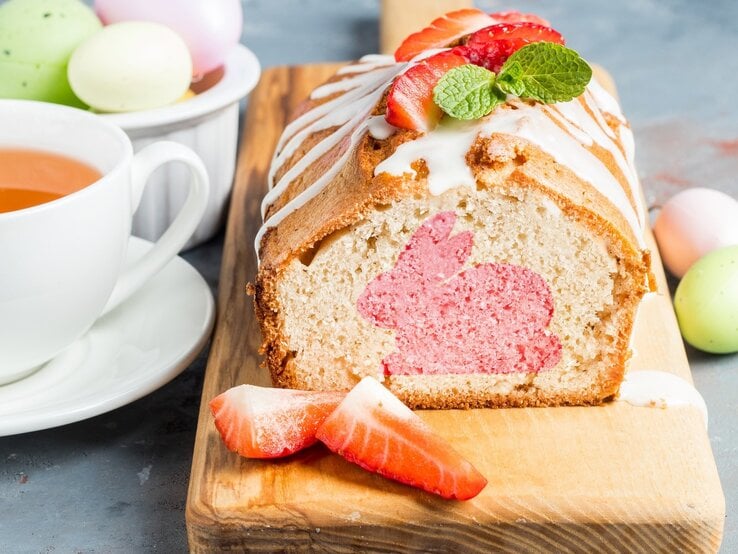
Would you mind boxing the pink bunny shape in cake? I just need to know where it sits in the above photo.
[357,211,562,376]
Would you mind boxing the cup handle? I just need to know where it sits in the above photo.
[101,141,209,316]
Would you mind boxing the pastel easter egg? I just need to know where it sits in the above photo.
[653,187,738,278]
[68,22,192,113]
[674,245,738,354]
[94,0,242,76]
[0,0,101,107]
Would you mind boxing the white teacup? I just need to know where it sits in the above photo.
[0,100,210,385]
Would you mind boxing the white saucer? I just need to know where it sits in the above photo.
[0,237,215,436]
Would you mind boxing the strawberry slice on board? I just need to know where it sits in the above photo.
[210,385,345,459]
[385,50,469,131]
[489,10,551,27]
[461,22,565,72]
[316,377,488,500]
[394,8,496,62]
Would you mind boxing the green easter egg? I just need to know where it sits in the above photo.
[0,0,101,107]
[674,245,738,354]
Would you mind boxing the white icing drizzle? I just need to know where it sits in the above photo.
[618,370,708,429]
[262,78,392,219]
[547,95,609,144]
[358,54,396,64]
[337,54,396,75]
[375,101,646,247]
[266,65,399,192]
[262,109,361,219]
[262,50,450,221]
[375,121,477,195]
[546,92,646,228]
[255,60,403,257]
[581,91,617,139]
[619,124,636,168]
[256,52,649,260]
[256,120,362,255]
[587,78,626,123]
[310,68,395,100]
[367,115,397,140]
[336,62,392,75]
[543,104,590,144]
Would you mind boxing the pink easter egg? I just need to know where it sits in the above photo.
[94,0,242,75]
[653,187,738,278]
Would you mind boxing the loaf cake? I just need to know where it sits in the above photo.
[253,9,653,409]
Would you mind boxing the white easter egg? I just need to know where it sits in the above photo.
[653,187,738,278]
[68,21,192,112]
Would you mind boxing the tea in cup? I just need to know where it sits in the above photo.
[0,100,210,384]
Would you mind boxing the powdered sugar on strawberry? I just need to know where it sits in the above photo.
[357,212,562,376]
[210,385,344,458]
[316,376,487,500]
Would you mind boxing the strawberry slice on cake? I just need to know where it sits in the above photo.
[316,376,488,500]
[460,22,565,72]
[210,385,345,458]
[466,22,564,50]
[394,9,554,64]
[488,10,551,26]
[385,50,468,131]
[394,8,496,62]
[387,18,565,130]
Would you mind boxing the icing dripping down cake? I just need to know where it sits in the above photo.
[253,10,654,408]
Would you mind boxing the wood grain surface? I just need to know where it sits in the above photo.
[185,63,725,553]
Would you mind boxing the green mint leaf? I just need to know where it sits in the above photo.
[497,42,592,104]
[432,64,503,120]
[495,61,525,97]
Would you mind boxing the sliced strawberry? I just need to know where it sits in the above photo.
[467,22,565,48]
[394,8,496,62]
[461,22,565,72]
[385,50,468,131]
[489,10,551,27]
[210,385,345,459]
[451,42,516,73]
[316,377,488,500]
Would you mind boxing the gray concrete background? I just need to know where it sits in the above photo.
[1,0,736,551]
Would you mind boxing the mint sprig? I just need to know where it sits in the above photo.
[497,43,592,103]
[432,65,505,120]
[432,42,592,121]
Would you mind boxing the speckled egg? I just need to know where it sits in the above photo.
[674,245,738,354]
[68,21,192,113]
[0,0,101,107]
[654,187,738,278]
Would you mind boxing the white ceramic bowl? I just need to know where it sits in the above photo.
[101,45,260,250]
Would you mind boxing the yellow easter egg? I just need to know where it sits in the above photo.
[68,21,192,112]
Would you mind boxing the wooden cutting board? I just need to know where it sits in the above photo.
[185,63,725,553]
